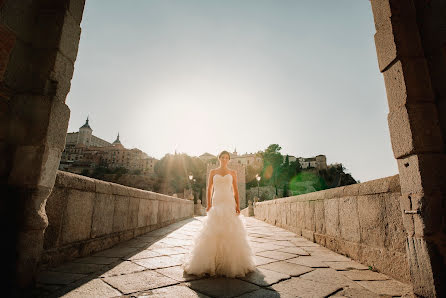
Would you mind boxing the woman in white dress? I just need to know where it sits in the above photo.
[182,150,256,278]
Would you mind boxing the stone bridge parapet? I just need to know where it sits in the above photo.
[40,171,194,269]
[254,175,409,283]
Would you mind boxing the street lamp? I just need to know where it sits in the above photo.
[188,174,194,202]
[256,174,261,199]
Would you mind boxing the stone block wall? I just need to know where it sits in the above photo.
[254,175,409,283]
[40,171,194,268]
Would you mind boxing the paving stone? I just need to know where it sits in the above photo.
[270,277,342,298]
[37,271,86,285]
[286,256,329,268]
[290,239,320,247]
[249,242,284,251]
[101,261,146,277]
[341,269,391,281]
[239,267,290,286]
[123,238,156,248]
[134,284,210,297]
[259,261,314,277]
[269,240,296,247]
[330,287,384,298]
[133,256,183,269]
[73,256,120,265]
[300,268,363,289]
[147,242,177,249]
[256,250,297,261]
[102,269,178,294]
[254,255,277,266]
[307,251,351,262]
[236,288,283,298]
[186,277,259,298]
[169,253,187,261]
[61,278,121,297]
[93,246,139,258]
[156,265,201,282]
[323,261,369,271]
[50,262,105,274]
[249,237,271,243]
[158,237,189,246]
[151,246,189,256]
[277,247,310,256]
[357,280,412,296]
[128,250,162,260]
[250,246,269,253]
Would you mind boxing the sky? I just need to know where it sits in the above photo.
[66,0,398,183]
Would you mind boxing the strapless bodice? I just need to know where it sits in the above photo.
[213,174,233,193]
[212,174,234,207]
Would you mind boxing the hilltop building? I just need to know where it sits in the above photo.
[60,118,157,175]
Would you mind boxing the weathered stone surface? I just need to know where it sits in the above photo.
[44,186,68,249]
[50,262,104,275]
[133,256,183,269]
[128,250,161,260]
[156,265,201,282]
[256,250,296,261]
[286,256,329,268]
[276,247,310,256]
[254,255,277,266]
[138,199,151,227]
[270,277,341,298]
[339,197,360,243]
[103,270,178,294]
[239,267,290,286]
[73,256,119,265]
[259,261,314,277]
[331,287,384,298]
[93,246,138,258]
[61,278,121,298]
[341,269,390,281]
[127,197,140,229]
[388,103,444,159]
[36,271,86,285]
[61,189,94,244]
[139,285,210,297]
[323,261,368,271]
[236,288,281,298]
[101,261,146,277]
[358,280,413,296]
[300,268,362,289]
[357,195,386,247]
[187,277,259,298]
[113,195,130,232]
[91,193,114,238]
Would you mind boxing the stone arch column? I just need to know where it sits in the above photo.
[370,1,445,296]
[0,0,85,290]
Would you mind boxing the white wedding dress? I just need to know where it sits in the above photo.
[182,173,256,277]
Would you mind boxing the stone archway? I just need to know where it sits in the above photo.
[0,0,444,296]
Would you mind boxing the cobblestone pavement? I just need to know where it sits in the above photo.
[36,217,414,297]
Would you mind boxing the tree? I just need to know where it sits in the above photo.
[261,144,283,196]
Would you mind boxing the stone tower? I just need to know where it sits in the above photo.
[77,117,92,146]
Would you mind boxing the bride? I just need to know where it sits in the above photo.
[182,150,256,277]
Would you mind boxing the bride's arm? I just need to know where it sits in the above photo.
[206,170,214,211]
[231,171,240,214]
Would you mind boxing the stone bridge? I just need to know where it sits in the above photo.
[36,218,412,298]
[1,0,445,296]
[32,171,413,297]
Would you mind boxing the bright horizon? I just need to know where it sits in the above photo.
[66,0,397,182]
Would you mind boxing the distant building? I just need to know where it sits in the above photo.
[297,154,327,170]
[59,117,157,174]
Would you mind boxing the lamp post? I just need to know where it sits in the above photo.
[188,174,194,202]
[256,174,261,200]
